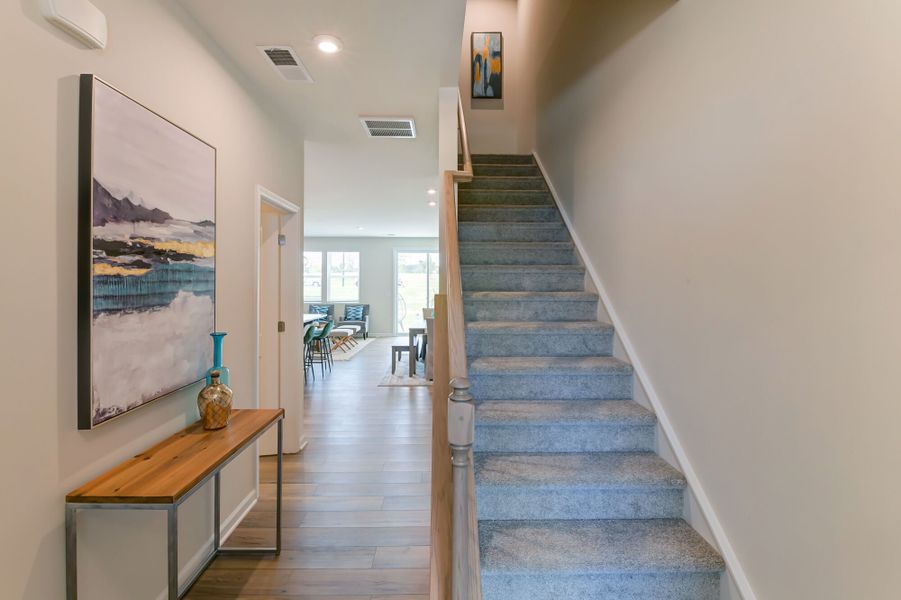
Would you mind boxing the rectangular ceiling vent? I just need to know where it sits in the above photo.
[257,45,313,83]
[360,117,417,139]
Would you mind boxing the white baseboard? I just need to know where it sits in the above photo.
[154,487,259,600]
[220,487,259,542]
[533,150,757,600]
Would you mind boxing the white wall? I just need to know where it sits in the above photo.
[0,2,303,598]
[305,237,439,335]
[459,0,527,154]
[518,1,901,598]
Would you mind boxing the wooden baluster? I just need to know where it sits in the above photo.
[448,378,480,600]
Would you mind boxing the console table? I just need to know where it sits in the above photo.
[65,408,284,600]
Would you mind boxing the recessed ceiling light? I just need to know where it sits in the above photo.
[427,200,437,207]
[357,226,364,231]
[426,188,437,195]
[313,34,343,54]
[387,233,396,236]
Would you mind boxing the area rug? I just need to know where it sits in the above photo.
[378,370,432,387]
[330,337,375,361]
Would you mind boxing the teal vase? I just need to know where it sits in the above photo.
[206,331,231,386]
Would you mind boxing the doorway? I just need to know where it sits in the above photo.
[394,250,439,334]
[255,186,303,456]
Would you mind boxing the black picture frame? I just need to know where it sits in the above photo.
[471,31,504,99]
[77,74,217,430]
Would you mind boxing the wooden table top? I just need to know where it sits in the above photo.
[67,409,284,505]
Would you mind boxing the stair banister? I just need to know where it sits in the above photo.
[430,90,481,600]
[448,378,477,600]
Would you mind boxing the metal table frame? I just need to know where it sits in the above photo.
[65,417,283,600]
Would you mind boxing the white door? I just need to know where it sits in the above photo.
[259,205,282,455]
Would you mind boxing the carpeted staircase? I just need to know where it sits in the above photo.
[458,154,725,599]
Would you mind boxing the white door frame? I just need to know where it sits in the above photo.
[254,185,304,455]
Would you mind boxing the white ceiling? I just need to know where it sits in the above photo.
[178,0,466,237]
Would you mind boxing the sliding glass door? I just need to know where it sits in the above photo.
[395,251,439,334]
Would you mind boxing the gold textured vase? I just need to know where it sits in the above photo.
[197,370,233,430]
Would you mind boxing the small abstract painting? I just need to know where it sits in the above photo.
[472,32,503,99]
[78,75,216,429]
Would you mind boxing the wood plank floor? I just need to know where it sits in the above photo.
[186,337,432,600]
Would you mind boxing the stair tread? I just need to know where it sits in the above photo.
[461,264,583,272]
[460,188,548,192]
[471,356,632,375]
[467,321,611,334]
[477,399,653,424]
[475,452,685,489]
[469,175,545,179]
[464,291,597,301]
[461,203,555,208]
[460,241,572,248]
[479,519,725,574]
[459,221,563,226]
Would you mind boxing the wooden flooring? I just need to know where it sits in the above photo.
[186,337,432,600]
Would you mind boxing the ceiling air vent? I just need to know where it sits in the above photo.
[360,117,417,139]
[257,45,313,83]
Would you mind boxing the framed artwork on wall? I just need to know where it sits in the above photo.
[77,75,216,429]
[471,31,503,99]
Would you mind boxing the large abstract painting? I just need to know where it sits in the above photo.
[78,75,216,429]
[472,32,503,99]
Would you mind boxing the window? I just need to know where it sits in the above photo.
[395,251,439,333]
[303,251,322,302]
[327,252,360,302]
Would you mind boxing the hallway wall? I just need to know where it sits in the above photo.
[304,237,439,336]
[459,0,527,154]
[517,1,901,598]
[0,1,303,598]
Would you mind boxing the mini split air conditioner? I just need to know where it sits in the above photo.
[41,0,108,49]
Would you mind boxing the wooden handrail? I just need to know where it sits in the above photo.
[430,91,481,600]
[457,94,473,178]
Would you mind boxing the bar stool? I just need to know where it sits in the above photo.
[311,320,334,376]
[303,325,317,381]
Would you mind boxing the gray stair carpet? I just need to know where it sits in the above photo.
[459,154,724,599]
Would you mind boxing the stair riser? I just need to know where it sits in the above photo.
[462,270,584,292]
[460,246,576,266]
[464,299,598,321]
[481,572,721,600]
[460,177,547,191]
[459,223,570,242]
[466,331,613,357]
[473,165,542,177]
[470,372,633,400]
[458,190,553,205]
[459,206,560,222]
[470,154,535,165]
[476,487,684,520]
[475,424,655,453]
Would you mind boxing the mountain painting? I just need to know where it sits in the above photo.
[78,76,216,429]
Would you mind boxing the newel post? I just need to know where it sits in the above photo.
[448,377,475,600]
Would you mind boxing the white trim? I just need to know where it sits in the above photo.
[257,184,300,214]
[533,151,757,600]
[254,185,304,455]
[220,487,260,542]
[154,488,258,600]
